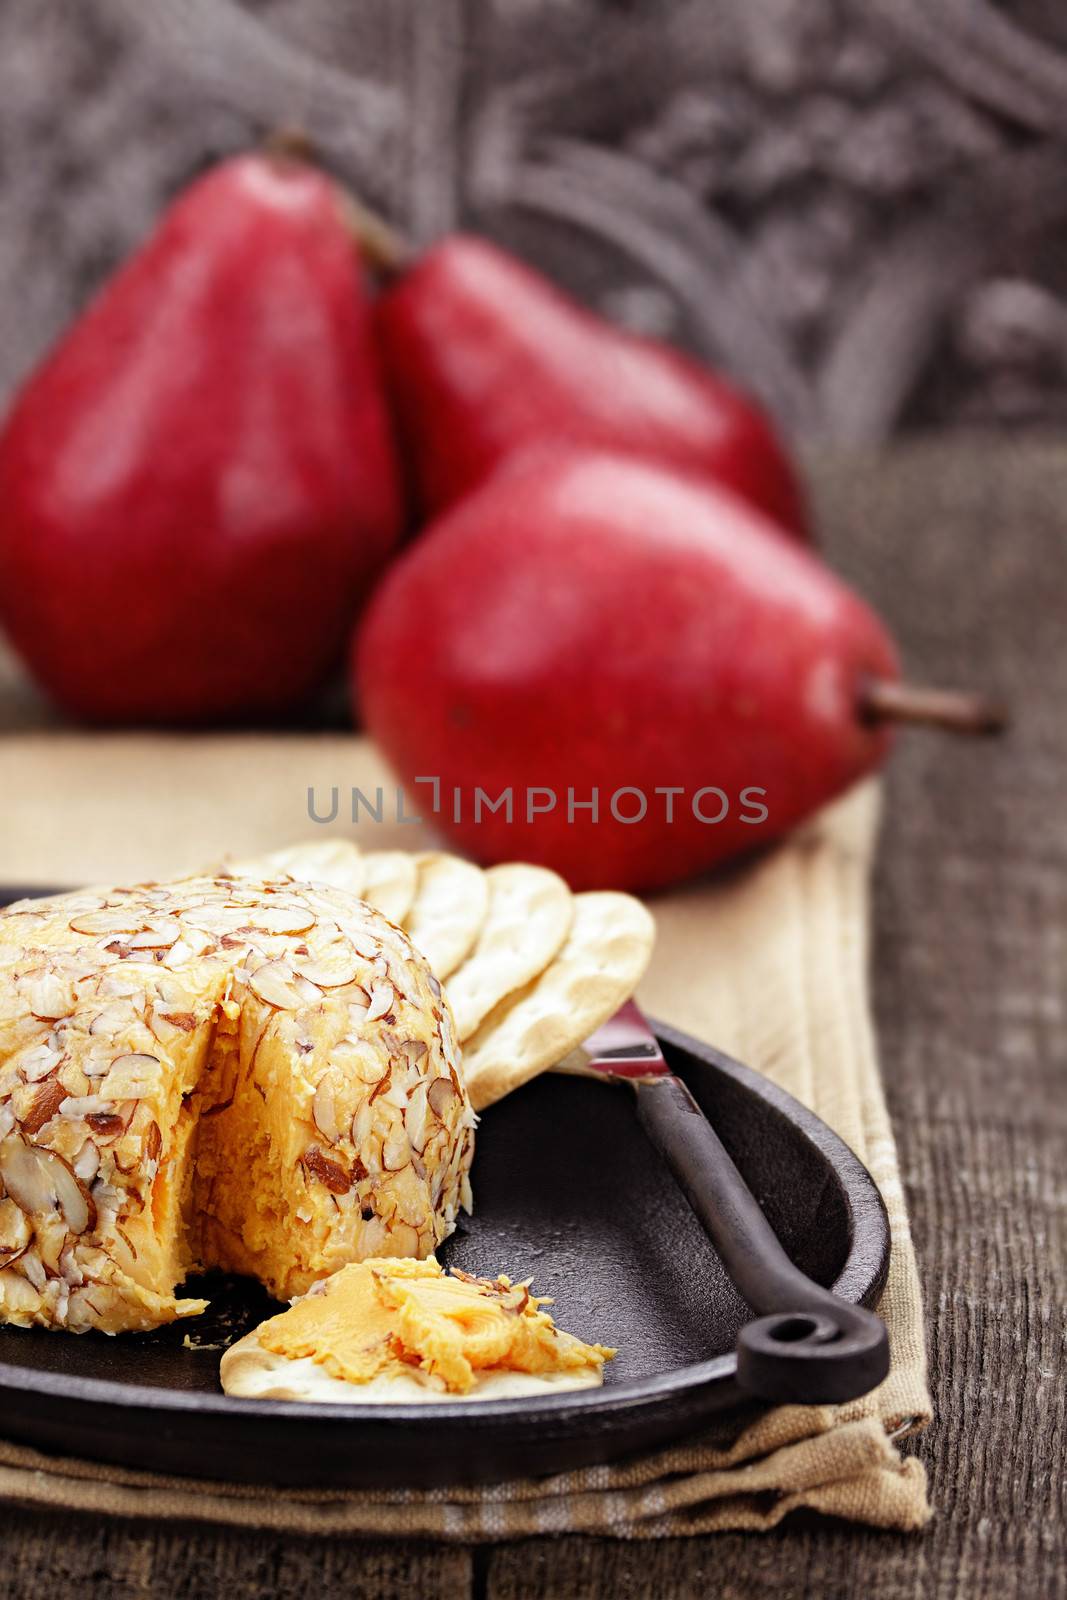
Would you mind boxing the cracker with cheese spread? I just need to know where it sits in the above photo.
[220,1257,614,1403]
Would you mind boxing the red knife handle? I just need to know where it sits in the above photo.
[634,1073,889,1405]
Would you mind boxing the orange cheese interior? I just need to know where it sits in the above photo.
[0,875,475,1335]
[256,1257,615,1394]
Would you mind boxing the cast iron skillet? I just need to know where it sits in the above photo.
[0,1017,889,1487]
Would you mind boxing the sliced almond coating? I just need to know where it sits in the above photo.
[181,905,253,936]
[427,1076,460,1121]
[245,905,316,936]
[446,863,573,1040]
[301,1146,351,1194]
[381,1129,410,1171]
[404,854,489,980]
[89,1000,140,1037]
[343,1038,389,1085]
[462,892,655,1112]
[405,1082,430,1154]
[312,1080,340,1144]
[73,1142,99,1185]
[179,925,216,958]
[19,1043,63,1083]
[0,1268,40,1318]
[52,1156,96,1234]
[60,1095,117,1119]
[293,940,361,989]
[68,910,143,936]
[0,1138,96,1234]
[22,1077,67,1135]
[358,851,418,924]
[0,868,475,1330]
[247,961,321,1011]
[20,1247,47,1287]
[365,981,394,1022]
[22,970,75,1021]
[125,919,182,950]
[0,1198,31,1265]
[98,1054,163,1099]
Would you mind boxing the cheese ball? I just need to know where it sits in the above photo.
[0,874,474,1333]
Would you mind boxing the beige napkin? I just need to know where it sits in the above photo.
[0,734,931,1536]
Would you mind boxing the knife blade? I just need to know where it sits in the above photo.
[556,999,668,1079]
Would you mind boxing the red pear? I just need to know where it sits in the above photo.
[375,234,809,538]
[0,153,403,723]
[356,451,896,892]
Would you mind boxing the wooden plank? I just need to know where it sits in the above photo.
[1,1509,473,1600]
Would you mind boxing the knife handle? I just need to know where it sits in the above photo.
[634,1073,889,1405]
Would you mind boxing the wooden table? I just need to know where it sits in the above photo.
[1,438,1063,1598]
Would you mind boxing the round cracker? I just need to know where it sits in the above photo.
[461,892,655,1112]
[404,853,490,980]
[357,850,419,924]
[447,864,573,1041]
[227,839,364,896]
[219,1329,603,1403]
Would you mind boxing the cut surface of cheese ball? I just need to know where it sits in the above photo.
[220,1257,614,1401]
[0,876,474,1334]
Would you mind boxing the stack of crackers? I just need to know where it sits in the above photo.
[229,842,656,1110]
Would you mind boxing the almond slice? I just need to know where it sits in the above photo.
[427,1077,460,1121]
[404,1082,429,1155]
[22,1077,67,1135]
[19,1043,64,1083]
[300,1146,351,1194]
[181,906,252,935]
[60,1095,118,1119]
[351,1098,373,1151]
[248,961,321,1011]
[0,1268,40,1316]
[312,1080,339,1144]
[380,1130,411,1172]
[126,919,182,950]
[53,1157,95,1234]
[73,1141,100,1184]
[0,1198,31,1266]
[365,981,394,1022]
[22,970,75,1021]
[98,1053,162,1099]
[88,1001,140,1037]
[342,1038,389,1086]
[293,945,361,989]
[245,905,316,936]
[68,910,142,936]
[0,1139,96,1234]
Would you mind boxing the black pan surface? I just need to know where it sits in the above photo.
[0,1015,889,1488]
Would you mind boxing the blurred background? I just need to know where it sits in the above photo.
[5,0,1067,444]
[1,0,1065,729]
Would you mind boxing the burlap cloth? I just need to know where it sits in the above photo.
[0,734,932,1536]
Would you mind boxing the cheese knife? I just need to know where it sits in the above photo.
[560,1002,890,1405]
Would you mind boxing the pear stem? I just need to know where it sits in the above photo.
[859,679,1009,736]
[334,191,414,279]
[261,127,413,278]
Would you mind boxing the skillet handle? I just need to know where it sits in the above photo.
[634,1073,890,1405]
